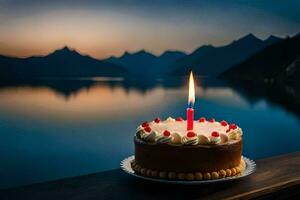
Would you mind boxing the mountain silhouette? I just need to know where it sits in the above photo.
[264,35,283,46]
[219,34,300,118]
[159,50,187,62]
[0,34,285,80]
[103,49,186,76]
[171,34,283,76]
[0,46,126,80]
[220,34,300,82]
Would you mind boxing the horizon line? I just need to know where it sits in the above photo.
[0,32,292,61]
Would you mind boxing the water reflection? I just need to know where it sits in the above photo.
[0,86,171,121]
[225,80,300,119]
[0,78,299,188]
[0,79,249,122]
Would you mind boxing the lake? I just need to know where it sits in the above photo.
[0,77,299,188]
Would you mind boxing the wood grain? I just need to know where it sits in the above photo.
[1,152,300,200]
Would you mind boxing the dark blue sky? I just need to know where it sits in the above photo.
[0,0,299,58]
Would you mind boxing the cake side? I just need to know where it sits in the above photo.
[131,156,246,180]
[134,136,242,173]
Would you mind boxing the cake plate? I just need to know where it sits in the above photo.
[121,155,256,184]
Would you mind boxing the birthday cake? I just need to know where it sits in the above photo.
[131,117,244,180]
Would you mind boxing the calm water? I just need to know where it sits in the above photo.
[0,77,299,188]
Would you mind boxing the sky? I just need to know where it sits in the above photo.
[0,0,299,59]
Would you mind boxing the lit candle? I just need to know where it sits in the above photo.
[187,71,195,130]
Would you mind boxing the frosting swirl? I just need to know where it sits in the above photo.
[236,128,243,136]
[157,135,172,144]
[171,132,182,144]
[209,135,221,144]
[220,133,229,143]
[228,128,242,140]
[136,125,144,132]
[141,131,157,142]
[198,134,209,144]
[182,136,198,145]
[164,117,175,122]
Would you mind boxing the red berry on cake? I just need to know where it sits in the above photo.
[154,118,161,123]
[142,122,149,127]
[163,130,171,137]
[221,120,228,126]
[229,123,237,130]
[209,118,215,123]
[199,117,206,122]
[211,131,220,137]
[144,126,152,133]
[187,131,196,138]
[176,117,183,121]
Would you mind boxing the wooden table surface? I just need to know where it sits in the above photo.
[1,152,300,200]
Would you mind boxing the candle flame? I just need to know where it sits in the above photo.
[188,71,195,106]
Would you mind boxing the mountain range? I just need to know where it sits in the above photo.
[104,34,282,77]
[0,47,126,80]
[171,34,283,76]
[220,34,300,82]
[103,50,186,76]
[0,34,285,79]
[218,34,300,118]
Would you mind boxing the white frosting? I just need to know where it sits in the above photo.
[236,127,243,136]
[171,132,182,144]
[182,136,198,145]
[146,120,229,137]
[198,135,209,144]
[228,129,240,140]
[157,135,172,144]
[164,117,176,122]
[136,125,144,132]
[220,133,229,143]
[136,117,242,145]
[141,131,157,142]
[209,135,221,144]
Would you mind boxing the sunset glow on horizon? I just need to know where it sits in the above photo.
[0,0,299,59]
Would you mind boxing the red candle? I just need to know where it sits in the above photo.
[187,71,195,130]
[187,107,194,130]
